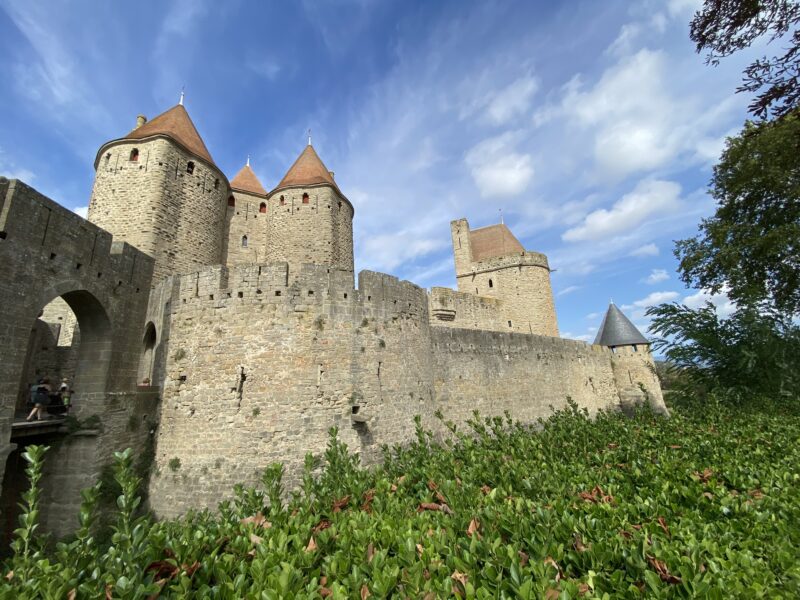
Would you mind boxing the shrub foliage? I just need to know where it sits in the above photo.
[3,400,800,598]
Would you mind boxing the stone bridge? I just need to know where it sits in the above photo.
[0,178,158,541]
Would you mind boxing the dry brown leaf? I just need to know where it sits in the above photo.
[416,543,424,557]
[518,550,529,566]
[669,444,682,449]
[631,524,643,531]
[703,491,714,500]
[332,495,351,513]
[480,485,492,495]
[305,536,318,552]
[106,584,113,600]
[657,516,670,537]
[435,491,447,504]
[607,443,619,449]
[367,542,375,563]
[451,570,468,587]
[647,555,682,584]
[320,576,328,586]
[313,519,332,533]
[67,590,75,600]
[4,571,13,581]
[573,534,590,552]
[619,529,633,540]
[390,484,398,492]
[749,488,765,500]
[361,584,370,599]
[467,518,480,538]
[249,533,263,545]
[320,587,333,598]
[693,468,714,483]
[544,556,562,581]
[182,561,200,578]
[417,502,443,512]
[545,588,561,599]
[441,503,454,515]
[578,583,590,595]
[240,512,269,527]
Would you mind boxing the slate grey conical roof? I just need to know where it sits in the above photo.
[594,303,649,346]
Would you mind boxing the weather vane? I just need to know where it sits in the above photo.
[179,85,185,106]
[307,128,312,146]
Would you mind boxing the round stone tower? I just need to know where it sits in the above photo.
[265,143,354,278]
[87,102,229,282]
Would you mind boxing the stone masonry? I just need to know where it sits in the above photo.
[0,101,668,532]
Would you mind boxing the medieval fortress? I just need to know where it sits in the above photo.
[0,102,665,537]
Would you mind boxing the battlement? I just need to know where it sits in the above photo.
[0,179,154,290]
[458,251,550,277]
[158,261,429,321]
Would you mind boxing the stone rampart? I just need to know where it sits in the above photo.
[147,263,435,517]
[431,327,621,426]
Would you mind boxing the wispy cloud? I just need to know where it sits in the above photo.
[630,243,659,257]
[563,180,682,243]
[644,268,669,284]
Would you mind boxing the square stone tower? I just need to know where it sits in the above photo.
[450,218,558,336]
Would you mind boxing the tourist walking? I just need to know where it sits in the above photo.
[26,377,51,421]
[60,377,72,414]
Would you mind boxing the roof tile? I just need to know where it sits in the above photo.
[125,104,215,166]
[230,164,267,196]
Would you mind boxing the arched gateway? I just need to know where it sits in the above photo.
[0,178,156,540]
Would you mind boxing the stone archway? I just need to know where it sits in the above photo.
[1,288,113,546]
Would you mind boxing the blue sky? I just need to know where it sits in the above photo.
[0,0,755,342]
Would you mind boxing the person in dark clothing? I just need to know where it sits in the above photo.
[26,377,51,421]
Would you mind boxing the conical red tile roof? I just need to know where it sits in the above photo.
[272,145,338,193]
[125,104,215,165]
[230,164,267,196]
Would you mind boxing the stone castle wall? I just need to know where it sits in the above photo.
[146,264,434,516]
[610,345,665,414]
[88,137,228,281]
[429,287,507,331]
[145,260,667,518]
[264,185,354,280]
[431,328,620,426]
[0,179,156,539]
[222,189,269,267]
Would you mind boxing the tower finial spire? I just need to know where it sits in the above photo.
[179,86,185,106]
[499,208,504,225]
[307,128,312,146]
[246,154,250,167]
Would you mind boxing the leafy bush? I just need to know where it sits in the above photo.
[647,303,800,400]
[3,400,800,597]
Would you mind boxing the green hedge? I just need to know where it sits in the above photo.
[3,396,800,598]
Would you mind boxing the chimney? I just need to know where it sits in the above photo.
[328,171,335,180]
[135,115,147,129]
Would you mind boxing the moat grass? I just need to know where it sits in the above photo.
[3,396,800,598]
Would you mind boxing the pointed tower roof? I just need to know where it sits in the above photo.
[230,163,267,196]
[124,104,215,166]
[469,223,525,261]
[272,144,339,194]
[594,303,650,347]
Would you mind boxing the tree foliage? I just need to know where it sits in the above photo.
[675,111,800,315]
[691,0,800,119]
[647,303,800,399]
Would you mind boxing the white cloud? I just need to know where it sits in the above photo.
[465,132,534,198]
[683,288,736,317]
[667,0,702,18]
[563,179,681,242]
[645,268,669,284]
[622,290,679,310]
[485,76,539,124]
[361,232,447,272]
[585,312,600,320]
[246,57,281,81]
[631,243,659,257]
[72,206,88,219]
[557,285,581,297]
